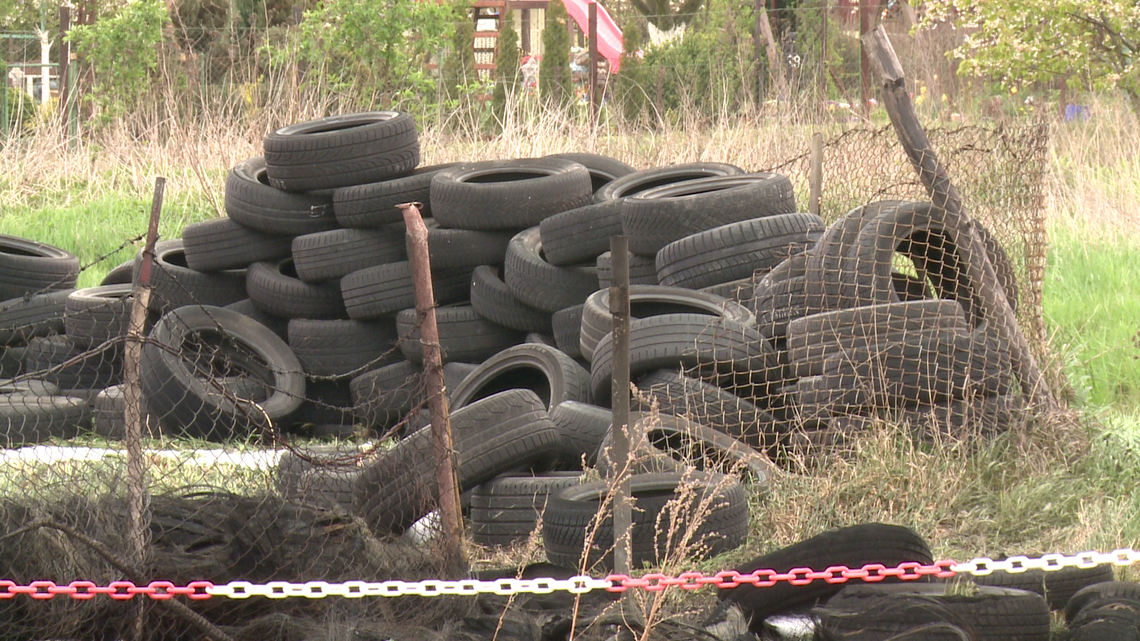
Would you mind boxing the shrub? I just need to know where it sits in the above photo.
[540,0,572,109]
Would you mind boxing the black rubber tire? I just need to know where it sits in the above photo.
[469,472,583,545]
[551,304,585,359]
[290,227,407,283]
[633,369,777,448]
[246,258,346,320]
[332,163,458,227]
[825,321,1012,401]
[0,290,70,345]
[353,388,561,534]
[224,298,289,341]
[816,330,1002,407]
[843,202,996,324]
[63,284,133,348]
[263,111,420,192]
[100,258,136,286]
[700,274,761,307]
[0,378,60,396]
[786,300,969,376]
[655,213,825,290]
[287,377,356,430]
[469,265,552,333]
[395,306,523,364]
[92,383,160,440]
[140,240,248,313]
[276,443,367,507]
[621,173,797,256]
[0,347,27,379]
[140,305,306,441]
[341,262,472,320]
[0,234,80,301]
[594,162,744,203]
[449,342,592,411]
[349,361,423,430]
[542,471,749,571]
[224,156,337,234]
[539,201,627,267]
[181,217,293,272]
[1066,581,1140,622]
[972,558,1114,611]
[443,361,479,391]
[24,335,122,390]
[426,221,514,270]
[819,583,1050,641]
[545,152,636,192]
[1065,605,1140,640]
[0,393,91,446]
[753,276,810,341]
[431,158,592,230]
[804,201,905,312]
[589,313,777,402]
[595,251,658,289]
[503,227,599,313]
[595,412,774,482]
[719,523,934,629]
[550,400,612,468]
[579,285,755,363]
[287,318,398,377]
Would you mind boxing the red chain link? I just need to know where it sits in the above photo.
[0,580,213,601]
[603,560,957,593]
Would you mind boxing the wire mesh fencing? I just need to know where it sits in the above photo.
[0,114,1053,638]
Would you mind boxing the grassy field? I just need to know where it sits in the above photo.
[1,95,1139,571]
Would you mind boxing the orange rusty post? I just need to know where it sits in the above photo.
[397,201,467,569]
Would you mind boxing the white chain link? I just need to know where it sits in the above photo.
[206,576,613,599]
[952,548,1140,576]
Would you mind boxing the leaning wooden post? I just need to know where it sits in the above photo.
[860,26,1054,410]
[398,201,467,570]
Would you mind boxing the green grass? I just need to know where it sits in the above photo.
[0,180,220,288]
[1044,228,1140,412]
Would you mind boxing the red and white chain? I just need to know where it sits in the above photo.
[6,548,1140,600]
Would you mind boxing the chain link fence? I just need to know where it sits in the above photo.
[0,115,1052,637]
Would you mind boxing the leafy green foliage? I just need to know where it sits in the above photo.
[68,0,167,120]
[294,0,454,106]
[540,0,572,108]
[3,82,37,133]
[442,10,477,101]
[613,16,650,124]
[923,1,1140,110]
[629,0,706,32]
[166,0,303,82]
[489,9,520,130]
[638,28,746,120]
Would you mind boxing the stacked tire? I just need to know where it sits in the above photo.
[754,200,1023,463]
[0,235,97,446]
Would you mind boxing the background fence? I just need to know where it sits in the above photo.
[0,97,1053,637]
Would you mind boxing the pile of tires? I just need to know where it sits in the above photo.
[752,200,1024,462]
[0,111,1029,573]
[0,234,105,446]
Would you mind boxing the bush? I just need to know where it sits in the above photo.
[293,0,453,107]
[540,0,572,108]
[3,85,37,133]
[489,9,520,131]
[67,0,166,120]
